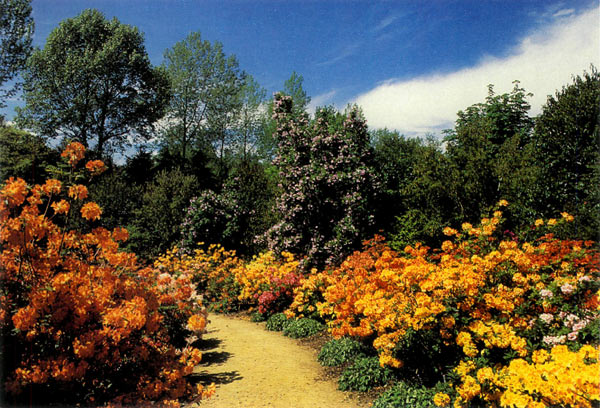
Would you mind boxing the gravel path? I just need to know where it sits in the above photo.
[186,313,371,408]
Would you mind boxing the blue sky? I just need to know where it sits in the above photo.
[4,0,599,136]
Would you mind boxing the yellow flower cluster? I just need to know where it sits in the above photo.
[496,345,599,408]
[282,204,598,407]
[234,251,299,303]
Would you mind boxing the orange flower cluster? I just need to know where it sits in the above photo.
[1,143,211,407]
[285,204,599,407]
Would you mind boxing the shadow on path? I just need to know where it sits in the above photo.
[191,328,242,387]
[198,350,231,365]
[191,370,243,386]
[196,337,222,351]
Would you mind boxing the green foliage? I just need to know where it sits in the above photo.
[317,337,366,367]
[88,168,142,233]
[257,71,311,160]
[444,81,535,224]
[234,76,267,160]
[282,318,324,338]
[129,168,199,260]
[338,356,393,392]
[530,67,599,240]
[389,209,444,253]
[180,159,276,256]
[0,125,58,183]
[161,31,247,168]
[392,329,462,387]
[17,9,170,158]
[250,311,267,322]
[371,382,437,408]
[371,129,422,236]
[390,137,456,250]
[0,0,33,110]
[265,313,291,332]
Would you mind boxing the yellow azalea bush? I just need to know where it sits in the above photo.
[233,251,302,315]
[286,203,599,407]
[154,244,244,313]
[157,245,303,316]
[0,143,214,407]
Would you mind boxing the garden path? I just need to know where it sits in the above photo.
[186,313,371,408]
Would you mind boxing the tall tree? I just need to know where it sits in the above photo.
[531,68,599,238]
[161,31,245,163]
[0,0,34,111]
[233,76,266,160]
[17,9,170,158]
[444,81,534,221]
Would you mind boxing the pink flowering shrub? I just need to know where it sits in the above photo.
[264,95,379,270]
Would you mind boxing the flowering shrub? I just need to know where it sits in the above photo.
[155,243,303,316]
[265,94,378,270]
[288,202,599,407]
[154,244,243,313]
[234,251,302,315]
[0,143,213,407]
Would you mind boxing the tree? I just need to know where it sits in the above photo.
[180,159,277,256]
[233,76,267,160]
[444,82,535,222]
[16,9,170,158]
[392,136,457,250]
[0,125,58,183]
[128,168,199,260]
[531,68,599,239]
[282,71,311,114]
[0,0,33,111]
[370,128,423,235]
[266,95,378,270]
[161,31,245,163]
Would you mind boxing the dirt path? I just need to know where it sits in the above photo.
[186,313,372,408]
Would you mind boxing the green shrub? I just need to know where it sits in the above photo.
[251,311,267,322]
[338,356,393,392]
[266,313,291,331]
[371,382,437,408]
[282,318,324,338]
[317,337,366,367]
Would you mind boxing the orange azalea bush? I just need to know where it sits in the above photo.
[0,143,213,407]
[289,203,599,407]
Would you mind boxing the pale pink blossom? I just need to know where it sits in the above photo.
[560,283,575,295]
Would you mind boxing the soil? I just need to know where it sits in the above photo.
[185,313,375,408]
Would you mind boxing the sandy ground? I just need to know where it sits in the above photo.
[186,313,372,408]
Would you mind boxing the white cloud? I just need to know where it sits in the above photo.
[317,42,362,66]
[375,15,399,31]
[553,8,575,18]
[307,89,338,114]
[353,6,599,135]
